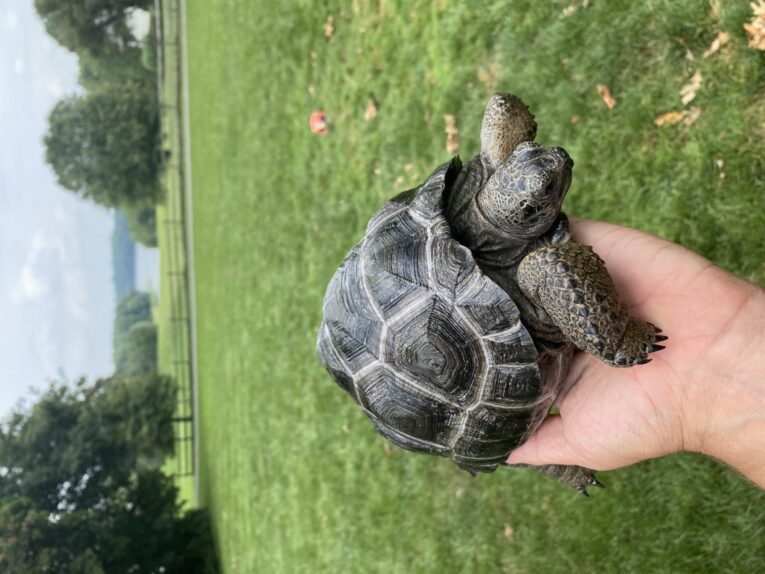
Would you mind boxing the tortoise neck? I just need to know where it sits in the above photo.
[445,155,530,268]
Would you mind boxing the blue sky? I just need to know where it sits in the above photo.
[0,1,115,414]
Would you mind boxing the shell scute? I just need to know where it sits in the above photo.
[321,247,382,371]
[356,364,460,446]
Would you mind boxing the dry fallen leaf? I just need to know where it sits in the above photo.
[570,115,579,125]
[654,111,686,126]
[504,524,515,541]
[383,440,392,458]
[703,31,730,57]
[745,0,765,50]
[654,107,702,127]
[364,98,379,121]
[324,15,335,40]
[680,71,703,106]
[444,114,460,154]
[596,84,616,109]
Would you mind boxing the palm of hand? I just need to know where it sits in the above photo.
[508,219,756,470]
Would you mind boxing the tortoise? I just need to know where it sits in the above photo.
[316,93,666,492]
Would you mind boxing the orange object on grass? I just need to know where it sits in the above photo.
[310,111,328,135]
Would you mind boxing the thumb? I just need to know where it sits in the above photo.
[505,415,583,466]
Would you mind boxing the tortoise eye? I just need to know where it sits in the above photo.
[545,181,557,195]
[523,205,536,218]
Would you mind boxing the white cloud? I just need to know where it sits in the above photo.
[4,10,19,31]
[63,267,88,323]
[15,265,48,301]
[10,208,90,325]
[13,58,24,75]
[47,78,65,99]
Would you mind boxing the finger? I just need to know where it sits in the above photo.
[505,415,583,467]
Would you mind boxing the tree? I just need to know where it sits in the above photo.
[0,471,217,573]
[0,376,217,572]
[44,82,161,210]
[113,291,153,368]
[34,0,152,58]
[125,204,158,247]
[0,376,176,509]
[117,320,158,377]
[77,43,152,92]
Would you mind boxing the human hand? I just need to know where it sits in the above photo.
[507,218,765,488]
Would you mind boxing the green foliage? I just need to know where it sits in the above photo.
[0,376,176,507]
[113,291,153,370]
[125,204,158,247]
[34,0,152,57]
[0,470,216,573]
[44,82,161,210]
[78,43,153,91]
[140,30,158,73]
[114,290,152,338]
[111,211,136,300]
[178,0,765,571]
[116,320,158,377]
[0,376,214,573]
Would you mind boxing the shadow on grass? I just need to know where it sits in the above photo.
[173,508,221,574]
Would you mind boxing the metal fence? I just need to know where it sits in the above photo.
[154,0,194,478]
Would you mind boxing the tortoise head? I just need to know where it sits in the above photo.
[477,141,573,240]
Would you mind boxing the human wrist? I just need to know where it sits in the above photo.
[682,281,765,487]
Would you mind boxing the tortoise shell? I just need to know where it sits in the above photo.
[316,159,556,473]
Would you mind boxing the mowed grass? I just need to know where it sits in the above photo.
[184,1,765,572]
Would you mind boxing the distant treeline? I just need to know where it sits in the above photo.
[113,290,157,378]
[112,211,136,300]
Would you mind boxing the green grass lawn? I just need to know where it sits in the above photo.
[183,1,765,572]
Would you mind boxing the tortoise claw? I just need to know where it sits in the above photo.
[655,335,668,342]
[651,344,666,352]
[578,477,605,496]
[636,358,652,365]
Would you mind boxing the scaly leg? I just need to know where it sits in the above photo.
[517,242,666,367]
[505,462,604,495]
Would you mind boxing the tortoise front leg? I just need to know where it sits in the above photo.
[517,242,666,367]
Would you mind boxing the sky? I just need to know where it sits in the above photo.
[0,1,116,414]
